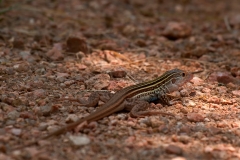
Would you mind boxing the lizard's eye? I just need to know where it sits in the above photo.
[182,72,186,77]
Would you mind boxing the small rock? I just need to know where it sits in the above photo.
[109,70,127,78]
[191,77,204,86]
[40,105,53,116]
[11,128,22,136]
[110,119,118,126]
[33,89,46,99]
[193,132,204,139]
[201,88,211,93]
[30,80,44,88]
[187,113,204,122]
[5,67,14,75]
[135,39,147,47]
[38,122,48,131]
[230,67,240,77]
[179,125,191,134]
[12,39,25,49]
[75,63,87,70]
[0,152,12,159]
[165,144,183,155]
[188,100,196,107]
[56,72,69,79]
[208,127,222,135]
[204,118,210,122]
[46,43,64,61]
[162,22,191,40]
[158,124,169,133]
[20,51,36,62]
[194,122,206,132]
[64,80,75,86]
[107,81,128,91]
[217,121,229,128]
[122,25,137,36]
[229,14,240,26]
[199,55,212,61]
[171,157,186,160]
[232,90,240,97]
[13,63,29,72]
[85,74,110,90]
[116,114,128,120]
[7,110,20,120]
[97,41,120,51]
[66,36,88,53]
[178,135,190,144]
[20,111,35,119]
[208,71,240,85]
[139,117,151,127]
[69,135,91,146]
[216,86,227,94]
[179,89,188,97]
[180,108,188,114]
[207,96,220,103]
[65,114,79,123]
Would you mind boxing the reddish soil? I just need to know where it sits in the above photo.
[0,0,240,159]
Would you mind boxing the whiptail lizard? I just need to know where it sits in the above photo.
[15,68,193,149]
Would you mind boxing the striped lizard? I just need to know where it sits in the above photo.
[15,68,193,149]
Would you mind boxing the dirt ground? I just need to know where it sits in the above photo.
[1,0,240,159]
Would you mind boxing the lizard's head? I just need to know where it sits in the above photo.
[165,69,193,92]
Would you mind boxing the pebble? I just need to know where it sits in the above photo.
[232,90,240,97]
[194,122,206,132]
[191,77,204,86]
[139,117,151,127]
[116,114,128,120]
[85,74,110,90]
[171,157,186,160]
[68,135,91,146]
[33,89,46,99]
[201,105,208,110]
[5,67,14,75]
[66,36,88,53]
[64,80,75,86]
[7,110,20,120]
[65,114,79,123]
[179,89,188,97]
[187,100,196,107]
[217,121,229,128]
[56,72,69,82]
[208,126,222,135]
[40,105,53,116]
[216,86,227,94]
[230,67,240,76]
[11,128,22,136]
[201,88,211,93]
[216,72,240,85]
[193,132,204,139]
[109,70,127,78]
[179,125,191,134]
[38,122,48,131]
[165,144,183,155]
[187,113,204,122]
[46,43,64,61]
[13,63,29,72]
[204,118,210,122]
[162,22,192,40]
[178,135,190,144]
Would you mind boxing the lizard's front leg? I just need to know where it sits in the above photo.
[158,92,181,106]
[124,99,174,118]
